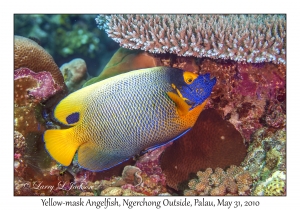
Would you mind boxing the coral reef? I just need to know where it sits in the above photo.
[241,127,286,195]
[60,58,91,92]
[96,14,286,64]
[14,35,67,93]
[14,14,120,76]
[14,177,34,196]
[135,145,167,176]
[161,109,247,191]
[14,67,63,136]
[14,131,27,177]
[198,59,286,142]
[14,36,70,196]
[253,171,285,196]
[184,166,252,196]
[15,68,62,104]
[13,14,286,197]
[48,163,167,196]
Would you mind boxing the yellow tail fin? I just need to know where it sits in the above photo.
[44,128,80,166]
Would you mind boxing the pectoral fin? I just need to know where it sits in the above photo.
[167,91,191,116]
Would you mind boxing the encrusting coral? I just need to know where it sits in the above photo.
[14,36,70,195]
[241,127,286,195]
[197,59,286,142]
[96,14,286,64]
[184,166,252,196]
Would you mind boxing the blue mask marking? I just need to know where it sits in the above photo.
[66,112,80,124]
[179,73,216,109]
[168,69,216,109]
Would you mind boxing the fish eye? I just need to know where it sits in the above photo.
[186,77,193,84]
[183,71,198,85]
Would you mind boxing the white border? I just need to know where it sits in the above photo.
[3,0,298,209]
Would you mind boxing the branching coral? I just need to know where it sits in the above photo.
[96,14,286,64]
[184,166,252,196]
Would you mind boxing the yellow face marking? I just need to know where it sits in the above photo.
[171,83,188,101]
[183,71,199,84]
[167,92,191,116]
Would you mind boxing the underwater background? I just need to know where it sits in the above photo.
[14,14,286,196]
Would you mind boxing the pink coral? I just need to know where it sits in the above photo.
[14,67,61,102]
[199,59,286,142]
[135,145,168,176]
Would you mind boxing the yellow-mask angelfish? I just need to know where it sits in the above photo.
[43,67,216,171]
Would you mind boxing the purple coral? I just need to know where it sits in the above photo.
[135,145,168,176]
[14,67,61,102]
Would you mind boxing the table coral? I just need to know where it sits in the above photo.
[184,166,252,196]
[97,14,286,64]
[161,108,247,191]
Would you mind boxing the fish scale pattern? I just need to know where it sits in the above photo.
[47,67,215,171]
[75,68,191,170]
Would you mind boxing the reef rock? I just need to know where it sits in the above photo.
[60,58,91,93]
